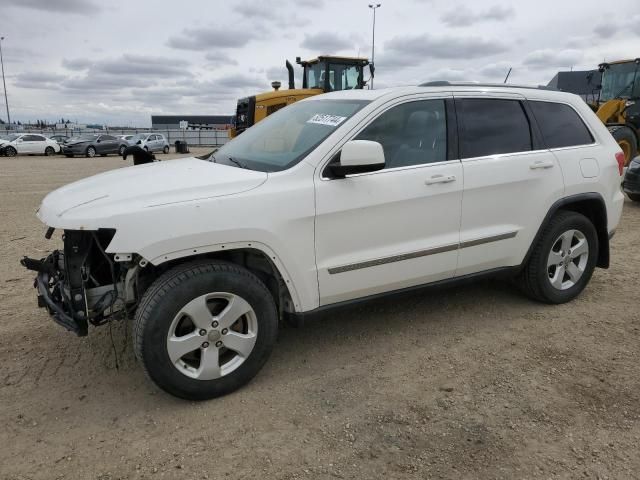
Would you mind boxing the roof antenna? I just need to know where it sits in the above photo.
[503,67,512,83]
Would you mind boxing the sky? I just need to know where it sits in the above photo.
[1,0,639,126]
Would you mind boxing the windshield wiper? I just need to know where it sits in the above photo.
[226,157,247,169]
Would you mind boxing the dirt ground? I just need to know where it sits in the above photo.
[1,150,639,480]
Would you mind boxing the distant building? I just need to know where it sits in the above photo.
[547,70,602,102]
[151,115,233,130]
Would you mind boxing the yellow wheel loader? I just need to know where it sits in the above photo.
[594,58,640,166]
[230,55,371,137]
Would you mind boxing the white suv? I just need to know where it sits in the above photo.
[22,83,625,400]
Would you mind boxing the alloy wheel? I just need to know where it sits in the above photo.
[166,292,258,380]
[547,229,589,290]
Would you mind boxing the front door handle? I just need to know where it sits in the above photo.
[426,174,456,185]
[530,160,555,170]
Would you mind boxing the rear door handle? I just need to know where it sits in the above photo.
[530,160,555,170]
[425,174,456,185]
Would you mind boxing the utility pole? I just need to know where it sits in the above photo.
[0,37,10,128]
[368,3,381,89]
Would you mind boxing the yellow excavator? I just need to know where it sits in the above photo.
[230,55,372,137]
[593,58,640,166]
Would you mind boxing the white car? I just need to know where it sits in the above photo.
[129,132,170,153]
[23,83,625,400]
[117,134,134,144]
[1,133,61,156]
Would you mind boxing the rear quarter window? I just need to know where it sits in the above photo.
[529,101,594,149]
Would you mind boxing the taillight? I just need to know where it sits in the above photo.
[615,152,625,176]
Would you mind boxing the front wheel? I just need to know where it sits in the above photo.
[86,146,96,158]
[44,146,55,156]
[134,260,278,400]
[519,211,598,304]
[119,145,126,156]
[5,146,17,157]
[163,145,170,154]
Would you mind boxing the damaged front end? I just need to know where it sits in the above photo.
[21,229,140,336]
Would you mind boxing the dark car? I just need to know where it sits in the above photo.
[62,134,128,158]
[623,156,640,202]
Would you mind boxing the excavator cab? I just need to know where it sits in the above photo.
[595,59,640,165]
[230,55,371,137]
[297,55,371,92]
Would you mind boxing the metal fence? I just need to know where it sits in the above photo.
[6,128,230,147]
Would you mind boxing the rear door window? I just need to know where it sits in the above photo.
[529,101,594,148]
[457,98,532,158]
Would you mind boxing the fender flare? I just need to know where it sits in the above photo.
[521,193,610,270]
[147,240,304,311]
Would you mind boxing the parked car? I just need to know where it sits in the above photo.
[61,134,129,158]
[22,83,625,400]
[622,156,640,202]
[0,133,61,156]
[49,134,69,144]
[129,133,170,153]
[117,134,134,144]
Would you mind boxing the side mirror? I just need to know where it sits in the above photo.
[97,139,101,143]
[326,140,385,178]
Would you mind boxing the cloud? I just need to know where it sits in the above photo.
[593,14,640,39]
[167,27,255,51]
[204,52,239,67]
[14,72,67,89]
[378,33,509,69]
[62,58,93,71]
[441,4,514,27]
[234,2,307,28]
[95,54,191,76]
[523,49,583,68]
[4,0,100,14]
[478,61,513,79]
[211,74,267,90]
[300,32,353,52]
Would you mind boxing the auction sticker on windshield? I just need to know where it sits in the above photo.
[307,114,347,127]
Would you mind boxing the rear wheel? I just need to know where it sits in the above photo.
[134,260,278,400]
[163,145,170,154]
[612,127,638,167]
[119,145,126,156]
[86,146,96,158]
[519,211,598,304]
[44,146,55,156]
[5,146,17,157]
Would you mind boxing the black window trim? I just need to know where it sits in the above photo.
[527,99,598,151]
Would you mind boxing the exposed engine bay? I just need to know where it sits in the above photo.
[21,229,141,336]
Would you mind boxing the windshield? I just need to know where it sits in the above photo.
[6,134,20,141]
[600,62,640,102]
[305,62,362,92]
[70,134,99,142]
[130,133,147,141]
[211,99,369,172]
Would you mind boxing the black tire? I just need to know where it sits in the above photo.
[134,260,278,400]
[628,193,640,202]
[519,210,598,304]
[144,146,149,152]
[163,145,170,154]
[611,127,638,167]
[86,146,96,158]
[44,146,55,156]
[119,145,126,156]
[5,146,17,157]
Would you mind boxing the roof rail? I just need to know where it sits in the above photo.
[419,81,558,91]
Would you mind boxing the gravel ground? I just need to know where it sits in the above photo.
[1,151,639,480]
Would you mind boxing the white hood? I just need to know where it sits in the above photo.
[37,157,268,229]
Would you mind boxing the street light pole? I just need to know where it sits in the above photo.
[0,37,10,128]
[368,3,381,89]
